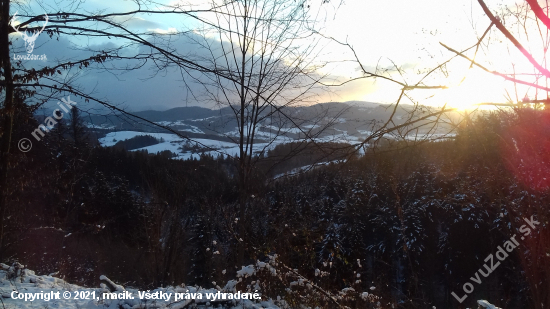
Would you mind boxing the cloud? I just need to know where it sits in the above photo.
[13,23,368,114]
[111,16,164,30]
[149,28,178,35]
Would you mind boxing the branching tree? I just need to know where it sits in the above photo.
[179,0,345,262]
[427,1,550,307]
[0,1,479,296]
[472,2,550,308]
[0,0,245,257]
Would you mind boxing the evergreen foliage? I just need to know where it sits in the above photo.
[1,108,549,308]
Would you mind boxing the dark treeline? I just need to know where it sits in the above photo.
[2,100,550,308]
[112,135,160,151]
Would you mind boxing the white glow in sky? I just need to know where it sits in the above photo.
[316,0,541,109]
[13,0,547,110]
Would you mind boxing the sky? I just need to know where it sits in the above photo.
[317,0,532,109]
[10,0,544,112]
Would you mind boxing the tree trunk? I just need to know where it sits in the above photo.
[0,0,14,260]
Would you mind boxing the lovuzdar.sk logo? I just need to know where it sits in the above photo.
[11,12,48,60]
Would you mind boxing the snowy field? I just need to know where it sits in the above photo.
[98,131,357,161]
[98,131,244,160]
[98,130,451,161]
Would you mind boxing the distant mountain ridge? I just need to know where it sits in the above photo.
[85,100,459,161]
[132,106,219,122]
[78,101,457,144]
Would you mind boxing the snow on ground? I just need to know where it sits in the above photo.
[99,131,292,160]
[262,125,303,135]
[401,132,455,141]
[154,122,205,134]
[0,262,501,309]
[188,116,219,122]
[85,123,116,130]
[136,141,184,154]
[138,138,243,160]
[98,129,450,162]
[313,134,360,143]
[154,121,175,126]
[478,300,502,309]
[0,263,280,309]
[224,128,295,145]
[172,142,284,161]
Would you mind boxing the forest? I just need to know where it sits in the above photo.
[2,102,549,308]
[2,0,550,308]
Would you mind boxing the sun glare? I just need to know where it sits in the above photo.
[434,70,508,110]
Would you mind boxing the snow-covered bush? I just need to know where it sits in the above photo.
[225,254,382,309]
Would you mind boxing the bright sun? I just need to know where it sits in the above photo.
[434,70,508,110]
